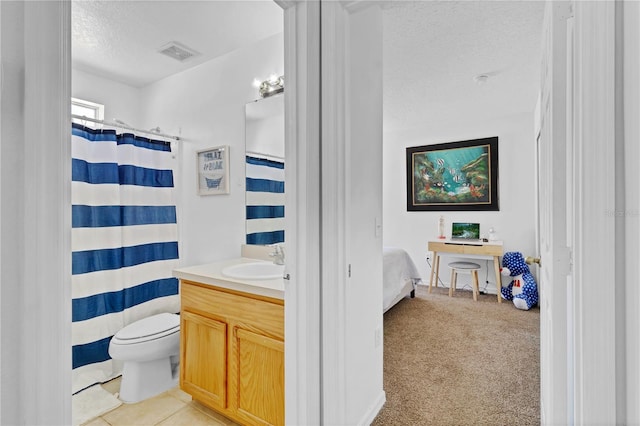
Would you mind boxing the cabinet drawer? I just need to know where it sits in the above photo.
[429,242,466,254]
[181,281,284,340]
[428,241,502,256]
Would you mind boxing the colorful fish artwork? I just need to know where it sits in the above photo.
[408,137,498,211]
[419,152,482,197]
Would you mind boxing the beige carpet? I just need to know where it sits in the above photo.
[372,285,540,425]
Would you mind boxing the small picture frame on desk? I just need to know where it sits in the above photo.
[197,145,229,195]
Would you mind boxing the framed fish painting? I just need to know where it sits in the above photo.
[406,137,499,211]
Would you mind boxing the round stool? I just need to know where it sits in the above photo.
[448,261,481,301]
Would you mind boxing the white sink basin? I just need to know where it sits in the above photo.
[221,262,284,280]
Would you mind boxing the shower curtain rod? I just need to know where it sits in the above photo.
[72,114,180,141]
[246,150,285,162]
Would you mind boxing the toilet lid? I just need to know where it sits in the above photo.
[113,313,180,344]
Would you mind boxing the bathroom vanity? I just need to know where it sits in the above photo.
[173,259,284,426]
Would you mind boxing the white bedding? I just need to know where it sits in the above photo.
[383,247,422,312]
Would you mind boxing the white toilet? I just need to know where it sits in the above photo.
[108,312,180,403]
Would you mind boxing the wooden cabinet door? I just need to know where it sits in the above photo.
[180,311,228,410]
[233,327,284,426]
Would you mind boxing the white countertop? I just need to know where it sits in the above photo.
[173,257,285,300]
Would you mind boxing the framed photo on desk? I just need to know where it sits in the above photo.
[406,137,499,211]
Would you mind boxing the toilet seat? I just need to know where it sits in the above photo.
[112,313,180,345]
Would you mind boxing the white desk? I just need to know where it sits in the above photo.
[428,239,504,303]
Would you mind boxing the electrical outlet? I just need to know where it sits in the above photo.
[374,327,382,348]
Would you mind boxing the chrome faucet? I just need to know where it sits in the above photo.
[269,244,285,265]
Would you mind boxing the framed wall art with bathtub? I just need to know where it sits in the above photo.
[197,145,230,195]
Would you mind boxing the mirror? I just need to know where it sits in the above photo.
[244,94,285,245]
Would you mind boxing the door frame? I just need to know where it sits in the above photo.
[621,4,640,422]
[571,1,618,423]
[0,1,321,425]
[0,1,73,424]
[537,3,572,423]
[540,0,626,423]
[276,1,322,424]
[319,2,385,424]
[7,0,636,424]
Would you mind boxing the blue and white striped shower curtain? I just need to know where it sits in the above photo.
[71,123,180,393]
[245,155,285,245]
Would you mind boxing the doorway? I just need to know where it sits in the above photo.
[380,1,544,421]
[69,1,286,423]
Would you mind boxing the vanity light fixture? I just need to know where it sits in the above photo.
[255,74,284,98]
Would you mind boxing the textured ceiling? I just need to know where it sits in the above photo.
[383,1,545,132]
[72,1,284,88]
[72,1,544,132]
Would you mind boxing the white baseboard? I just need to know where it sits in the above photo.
[417,281,500,295]
[357,390,386,425]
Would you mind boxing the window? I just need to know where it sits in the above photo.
[71,98,104,123]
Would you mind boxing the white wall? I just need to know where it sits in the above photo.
[139,32,283,266]
[72,33,284,267]
[345,5,385,424]
[72,68,142,125]
[383,111,537,294]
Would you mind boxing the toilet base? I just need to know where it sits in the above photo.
[119,357,178,404]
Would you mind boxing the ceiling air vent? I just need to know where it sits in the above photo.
[158,42,199,62]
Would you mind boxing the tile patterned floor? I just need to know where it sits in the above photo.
[82,378,239,426]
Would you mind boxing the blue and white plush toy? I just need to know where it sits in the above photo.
[500,251,538,310]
